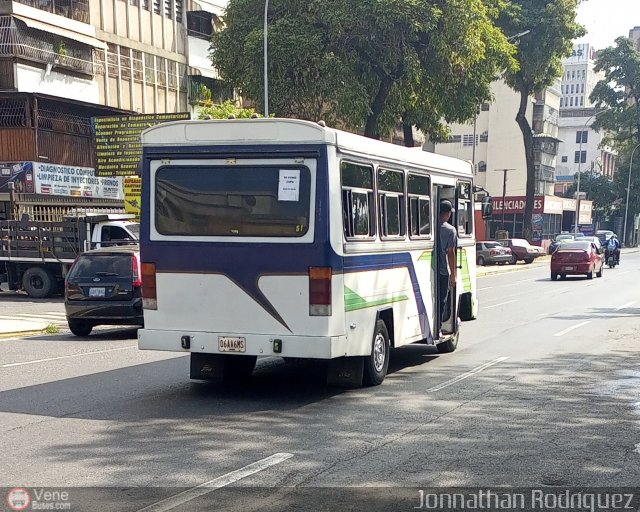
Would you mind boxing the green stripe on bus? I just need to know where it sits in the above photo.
[344,286,409,312]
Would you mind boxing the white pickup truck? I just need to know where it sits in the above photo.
[0,213,139,298]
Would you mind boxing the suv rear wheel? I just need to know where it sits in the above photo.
[68,320,93,337]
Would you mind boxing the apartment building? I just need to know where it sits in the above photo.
[555,43,616,195]
[0,0,227,216]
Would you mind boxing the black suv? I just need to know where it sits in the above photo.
[65,246,143,336]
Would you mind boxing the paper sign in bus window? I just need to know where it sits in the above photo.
[278,169,300,201]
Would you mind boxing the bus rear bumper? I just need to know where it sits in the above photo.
[138,329,352,359]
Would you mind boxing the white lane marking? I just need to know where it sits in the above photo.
[484,300,517,309]
[1,346,137,368]
[616,301,636,311]
[553,321,591,337]
[478,287,493,291]
[9,313,66,319]
[427,357,510,392]
[136,453,294,512]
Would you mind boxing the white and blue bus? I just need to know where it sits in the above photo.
[138,119,489,387]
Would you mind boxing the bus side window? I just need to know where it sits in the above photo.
[378,168,405,239]
[341,161,375,240]
[408,173,431,239]
[457,181,473,236]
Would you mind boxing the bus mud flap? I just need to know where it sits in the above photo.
[190,353,225,380]
[327,357,364,388]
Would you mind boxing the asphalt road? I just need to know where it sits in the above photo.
[1,251,639,511]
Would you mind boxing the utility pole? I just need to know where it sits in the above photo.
[495,169,515,233]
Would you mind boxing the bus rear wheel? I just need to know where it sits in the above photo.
[363,320,390,386]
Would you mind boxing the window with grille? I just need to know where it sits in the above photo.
[120,50,131,80]
[144,53,156,85]
[156,57,166,86]
[462,134,477,147]
[107,43,118,78]
[132,50,143,82]
[167,61,178,90]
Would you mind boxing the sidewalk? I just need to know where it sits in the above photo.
[0,318,52,338]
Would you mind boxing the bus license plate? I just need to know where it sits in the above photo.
[89,287,106,297]
[218,336,246,353]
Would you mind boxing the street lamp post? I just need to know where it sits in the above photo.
[623,142,640,246]
[574,108,606,235]
[263,0,269,118]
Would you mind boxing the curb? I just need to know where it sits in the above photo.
[0,329,49,339]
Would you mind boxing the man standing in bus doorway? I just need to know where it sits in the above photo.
[439,200,458,331]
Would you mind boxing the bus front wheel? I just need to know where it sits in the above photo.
[363,320,390,386]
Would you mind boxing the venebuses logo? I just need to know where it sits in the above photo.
[7,487,30,511]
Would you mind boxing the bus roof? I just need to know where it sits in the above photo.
[142,118,473,176]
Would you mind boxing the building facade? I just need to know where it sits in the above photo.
[433,79,560,200]
[0,0,228,217]
[555,43,616,195]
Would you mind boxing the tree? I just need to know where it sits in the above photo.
[196,100,261,120]
[497,0,584,241]
[212,0,514,141]
[563,171,616,223]
[591,37,640,146]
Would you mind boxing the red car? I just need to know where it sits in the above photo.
[550,240,604,281]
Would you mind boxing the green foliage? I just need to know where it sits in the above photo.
[212,0,515,139]
[44,324,60,334]
[591,37,640,146]
[563,171,617,222]
[197,100,261,120]
[612,145,640,229]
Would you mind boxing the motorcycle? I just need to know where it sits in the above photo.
[606,249,619,268]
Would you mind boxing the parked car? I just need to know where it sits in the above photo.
[499,238,546,264]
[64,245,143,336]
[550,240,604,281]
[476,241,513,266]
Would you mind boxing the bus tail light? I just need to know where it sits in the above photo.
[309,267,332,316]
[132,253,142,287]
[142,263,157,310]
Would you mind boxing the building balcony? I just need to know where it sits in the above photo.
[535,165,556,182]
[0,16,98,75]
[2,0,90,24]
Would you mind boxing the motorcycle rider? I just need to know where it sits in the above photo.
[606,234,621,265]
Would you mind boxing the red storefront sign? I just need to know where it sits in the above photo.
[492,196,544,214]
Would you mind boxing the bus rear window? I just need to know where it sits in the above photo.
[155,165,311,237]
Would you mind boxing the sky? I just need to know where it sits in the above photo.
[576,0,640,49]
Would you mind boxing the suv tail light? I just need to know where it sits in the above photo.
[132,253,142,287]
[309,267,332,316]
[142,262,157,310]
